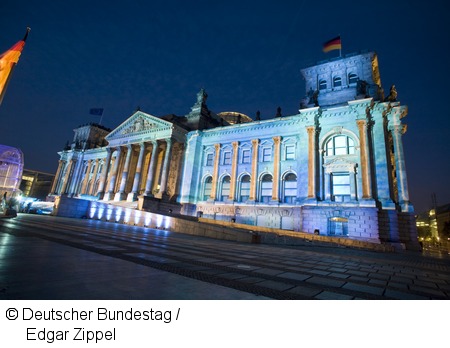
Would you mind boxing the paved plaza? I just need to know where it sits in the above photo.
[1,214,449,300]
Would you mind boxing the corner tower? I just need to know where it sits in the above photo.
[300,51,383,108]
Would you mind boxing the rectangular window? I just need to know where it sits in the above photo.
[206,153,214,166]
[285,145,295,160]
[332,173,350,200]
[262,147,272,162]
[223,152,231,165]
[242,149,251,164]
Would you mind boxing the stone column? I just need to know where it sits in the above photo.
[209,143,221,200]
[128,142,146,202]
[60,160,73,194]
[229,141,239,201]
[272,136,281,202]
[103,147,122,201]
[50,160,64,194]
[159,139,172,197]
[96,148,112,199]
[350,170,357,200]
[356,119,372,199]
[115,145,133,201]
[306,126,316,198]
[390,124,412,212]
[88,159,100,195]
[249,139,259,201]
[80,160,92,195]
[324,171,331,200]
[144,141,158,196]
[68,159,82,196]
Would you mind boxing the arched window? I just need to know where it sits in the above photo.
[220,176,231,201]
[239,175,251,202]
[283,173,297,203]
[325,135,355,156]
[333,76,342,88]
[348,73,358,85]
[203,176,212,201]
[319,79,327,90]
[260,174,273,203]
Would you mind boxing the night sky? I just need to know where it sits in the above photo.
[1,0,449,214]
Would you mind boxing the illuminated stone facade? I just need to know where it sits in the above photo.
[52,51,418,249]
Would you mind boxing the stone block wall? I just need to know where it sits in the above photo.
[53,195,90,219]
[301,206,380,242]
[53,197,254,243]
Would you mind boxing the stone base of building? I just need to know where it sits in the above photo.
[192,202,420,250]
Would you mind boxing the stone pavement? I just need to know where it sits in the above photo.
[1,214,449,300]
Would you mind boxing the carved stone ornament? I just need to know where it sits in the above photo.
[121,117,157,135]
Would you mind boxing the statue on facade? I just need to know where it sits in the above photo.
[255,110,261,121]
[312,89,319,106]
[385,84,397,102]
[196,88,208,105]
[357,79,368,97]
[276,106,282,117]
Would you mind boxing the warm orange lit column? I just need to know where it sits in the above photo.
[50,160,63,194]
[104,147,122,200]
[249,139,259,201]
[210,143,221,200]
[306,126,316,198]
[60,160,73,194]
[88,159,100,195]
[80,160,92,194]
[96,148,112,199]
[356,119,372,199]
[272,136,281,201]
[229,141,239,201]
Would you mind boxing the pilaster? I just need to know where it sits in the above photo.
[209,143,221,201]
[249,139,259,201]
[272,136,281,202]
[229,141,239,201]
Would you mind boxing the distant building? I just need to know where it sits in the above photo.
[19,169,55,201]
[416,204,450,241]
[51,51,419,249]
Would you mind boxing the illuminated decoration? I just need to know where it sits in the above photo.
[322,36,341,53]
[0,144,24,194]
[0,28,30,105]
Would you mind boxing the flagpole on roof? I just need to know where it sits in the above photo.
[339,34,342,58]
[0,27,30,106]
[23,27,31,42]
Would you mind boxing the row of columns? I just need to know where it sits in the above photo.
[53,138,173,202]
[208,136,283,202]
[101,139,172,201]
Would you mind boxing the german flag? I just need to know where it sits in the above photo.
[0,28,30,105]
[323,36,341,53]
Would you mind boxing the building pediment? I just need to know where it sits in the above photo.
[323,156,357,173]
[105,111,173,143]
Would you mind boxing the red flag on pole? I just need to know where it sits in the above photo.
[0,28,30,105]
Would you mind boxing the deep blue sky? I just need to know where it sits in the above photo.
[1,0,449,213]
